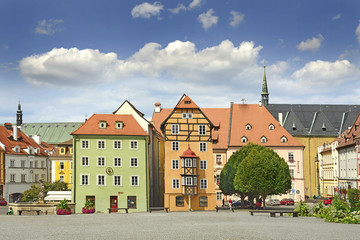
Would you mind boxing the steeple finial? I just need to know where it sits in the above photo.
[261,66,269,106]
[16,98,23,126]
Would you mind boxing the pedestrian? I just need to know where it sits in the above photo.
[228,198,232,208]
[222,198,225,207]
[7,207,14,215]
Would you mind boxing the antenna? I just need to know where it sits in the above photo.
[241,98,247,104]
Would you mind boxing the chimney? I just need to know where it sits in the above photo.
[258,101,262,107]
[154,102,161,113]
[13,125,18,141]
[32,135,41,144]
[278,113,283,126]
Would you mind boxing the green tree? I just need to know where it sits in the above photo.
[234,144,291,208]
[21,181,68,202]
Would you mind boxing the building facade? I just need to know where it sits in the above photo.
[51,139,73,189]
[0,146,5,198]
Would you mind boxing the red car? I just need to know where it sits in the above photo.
[0,199,7,206]
[323,197,332,205]
[280,198,294,205]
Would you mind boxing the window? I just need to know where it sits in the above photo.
[281,136,287,143]
[35,161,38,168]
[30,161,33,168]
[172,159,179,169]
[185,177,193,185]
[199,196,208,207]
[86,196,95,208]
[81,140,89,149]
[70,162,72,170]
[171,124,179,134]
[269,124,275,130]
[81,175,89,185]
[10,174,15,182]
[182,113,193,119]
[199,125,206,135]
[21,174,26,183]
[59,162,65,170]
[99,121,107,129]
[98,140,105,149]
[184,158,192,167]
[97,175,105,186]
[114,175,121,186]
[69,147,73,154]
[81,157,89,166]
[216,155,222,164]
[41,161,45,168]
[261,136,267,143]
[114,157,122,167]
[60,148,65,154]
[98,157,105,166]
[200,179,208,189]
[176,196,184,207]
[35,174,39,182]
[241,136,247,143]
[199,142,207,152]
[216,192,223,201]
[131,176,139,186]
[288,152,294,163]
[172,179,180,189]
[130,158,138,167]
[10,160,15,167]
[246,124,252,130]
[127,196,137,209]
[290,169,295,178]
[115,121,123,129]
[114,140,122,149]
[41,174,45,180]
[172,141,179,151]
[200,160,207,170]
[59,175,64,182]
[130,141,138,150]
[21,160,25,168]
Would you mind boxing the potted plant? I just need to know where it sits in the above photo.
[82,199,95,214]
[57,199,71,215]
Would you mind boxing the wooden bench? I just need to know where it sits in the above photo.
[216,206,234,212]
[149,207,169,213]
[249,210,299,217]
[107,208,128,214]
[18,209,41,215]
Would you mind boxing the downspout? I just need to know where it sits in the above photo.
[145,136,149,211]
[227,102,234,150]
[72,137,76,205]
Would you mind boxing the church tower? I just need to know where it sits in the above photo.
[261,66,269,106]
[16,99,23,126]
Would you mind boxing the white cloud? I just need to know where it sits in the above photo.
[332,13,341,20]
[35,19,64,35]
[168,4,186,14]
[356,22,360,45]
[198,9,218,30]
[229,11,244,27]
[189,0,202,9]
[296,34,324,52]
[131,2,163,19]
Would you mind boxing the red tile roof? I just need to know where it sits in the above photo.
[175,94,200,109]
[181,146,198,158]
[336,112,360,149]
[72,114,148,136]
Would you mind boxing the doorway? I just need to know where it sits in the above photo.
[110,196,118,212]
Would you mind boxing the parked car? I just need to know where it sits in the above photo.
[280,198,294,205]
[0,199,7,206]
[232,200,251,208]
[323,197,333,205]
[266,199,280,206]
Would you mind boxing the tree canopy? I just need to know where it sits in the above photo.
[21,181,68,202]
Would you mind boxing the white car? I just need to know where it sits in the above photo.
[266,199,280,206]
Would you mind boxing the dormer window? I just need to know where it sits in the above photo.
[36,148,40,154]
[241,136,248,143]
[69,147,73,154]
[14,146,20,153]
[182,113,193,119]
[261,136,267,143]
[269,124,275,130]
[246,124,252,130]
[185,100,191,104]
[115,121,123,129]
[99,121,107,129]
[60,147,66,155]
[281,136,288,143]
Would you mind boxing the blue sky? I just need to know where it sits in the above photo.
[1,0,360,123]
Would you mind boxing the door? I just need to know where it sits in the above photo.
[110,196,118,212]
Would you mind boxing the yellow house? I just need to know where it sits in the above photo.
[158,95,216,211]
[51,139,73,189]
[0,146,5,198]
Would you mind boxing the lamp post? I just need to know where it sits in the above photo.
[315,154,320,196]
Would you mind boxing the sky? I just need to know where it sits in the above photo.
[1,0,360,123]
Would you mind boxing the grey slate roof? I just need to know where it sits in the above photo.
[266,104,360,137]
[21,122,83,145]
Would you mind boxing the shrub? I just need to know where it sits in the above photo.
[347,188,360,211]
[294,201,311,216]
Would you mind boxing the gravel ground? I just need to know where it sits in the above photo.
[1,209,359,240]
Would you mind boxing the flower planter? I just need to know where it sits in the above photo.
[57,208,71,215]
[82,207,95,214]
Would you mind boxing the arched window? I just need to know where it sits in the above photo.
[269,124,275,130]
[261,136,267,143]
[245,124,252,130]
[241,136,247,143]
[281,136,287,143]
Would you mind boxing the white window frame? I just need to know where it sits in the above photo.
[97,140,106,149]
[113,175,122,186]
[261,136,267,143]
[241,136,248,143]
[97,157,106,167]
[81,156,89,166]
[130,175,139,186]
[199,142,207,152]
[171,124,179,134]
[10,160,15,167]
[185,177,193,185]
[81,140,89,149]
[81,174,89,185]
[185,158,192,167]
[113,140,122,149]
[216,192,223,201]
[172,179,180,189]
[246,124,252,130]
[200,179,208,189]
[130,157,138,167]
[172,141,179,151]
[114,157,122,167]
[59,162,65,170]
[199,125,206,135]
[59,175,65,182]
[200,160,207,170]
[97,175,105,186]
[130,141,138,150]
[172,159,179,169]
[10,174,15,182]
[269,124,275,130]
[281,136,287,143]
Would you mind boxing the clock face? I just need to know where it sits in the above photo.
[106,167,114,175]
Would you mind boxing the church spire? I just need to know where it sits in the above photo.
[16,98,23,126]
[261,66,269,106]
